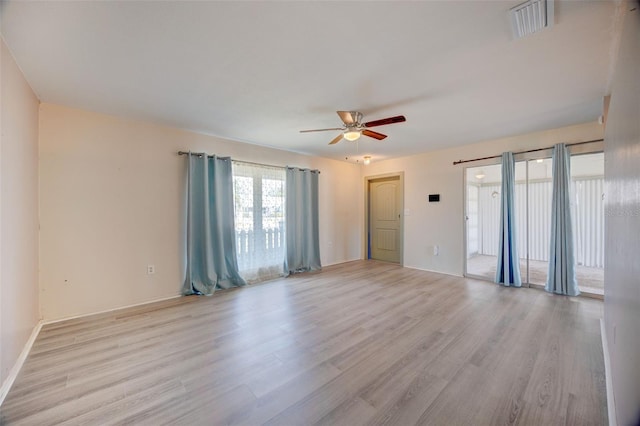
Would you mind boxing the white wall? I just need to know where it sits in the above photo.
[603,4,640,425]
[0,39,40,385]
[39,104,363,320]
[362,122,604,276]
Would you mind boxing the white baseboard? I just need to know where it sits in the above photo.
[600,318,617,426]
[322,258,363,268]
[403,264,463,278]
[0,320,43,407]
[42,294,182,325]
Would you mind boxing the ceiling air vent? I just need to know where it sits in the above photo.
[510,0,554,39]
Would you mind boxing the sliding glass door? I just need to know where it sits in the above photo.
[465,162,527,282]
[464,152,604,295]
[465,164,501,280]
[525,158,553,286]
[571,152,605,294]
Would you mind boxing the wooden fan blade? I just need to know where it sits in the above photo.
[329,134,343,145]
[363,115,406,128]
[300,127,344,133]
[337,111,356,125]
[362,129,387,140]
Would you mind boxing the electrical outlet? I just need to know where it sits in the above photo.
[147,265,156,275]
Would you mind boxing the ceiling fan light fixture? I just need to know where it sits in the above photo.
[301,111,405,145]
[363,156,371,165]
[343,130,361,141]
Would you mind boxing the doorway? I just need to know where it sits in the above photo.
[464,161,529,283]
[365,173,404,264]
[464,153,604,295]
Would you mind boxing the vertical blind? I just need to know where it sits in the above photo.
[573,177,604,268]
[471,177,604,267]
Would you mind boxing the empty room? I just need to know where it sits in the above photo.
[1,1,638,425]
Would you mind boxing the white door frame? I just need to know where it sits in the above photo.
[363,172,404,265]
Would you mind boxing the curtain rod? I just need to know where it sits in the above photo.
[452,138,604,165]
[177,151,320,173]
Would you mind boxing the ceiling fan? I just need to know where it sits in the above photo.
[300,111,406,145]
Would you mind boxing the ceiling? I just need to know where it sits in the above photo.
[0,1,620,163]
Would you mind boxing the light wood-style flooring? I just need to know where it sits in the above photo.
[0,260,607,425]
[467,254,605,295]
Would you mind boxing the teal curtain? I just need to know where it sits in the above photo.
[183,153,246,295]
[496,152,522,287]
[546,144,579,296]
[284,167,321,274]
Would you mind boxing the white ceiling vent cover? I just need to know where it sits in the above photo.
[510,0,554,39]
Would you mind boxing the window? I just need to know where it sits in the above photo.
[232,162,285,283]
